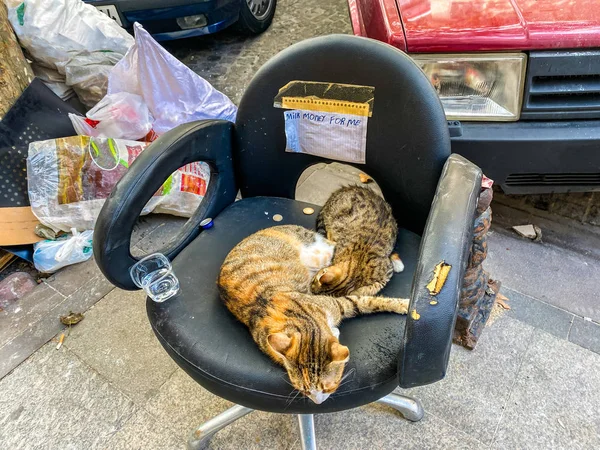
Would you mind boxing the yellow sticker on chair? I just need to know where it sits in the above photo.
[274,81,375,164]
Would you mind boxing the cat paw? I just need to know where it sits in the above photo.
[391,253,404,273]
[390,298,409,315]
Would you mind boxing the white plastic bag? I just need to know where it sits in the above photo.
[69,93,154,141]
[4,0,133,106]
[108,23,237,134]
[30,63,74,101]
[64,50,124,107]
[33,229,94,273]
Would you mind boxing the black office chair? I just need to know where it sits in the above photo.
[94,35,482,449]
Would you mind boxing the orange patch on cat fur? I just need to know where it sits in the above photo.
[426,261,452,295]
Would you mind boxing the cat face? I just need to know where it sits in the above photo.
[268,331,349,404]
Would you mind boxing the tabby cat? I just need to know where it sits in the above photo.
[311,185,404,297]
[218,225,409,404]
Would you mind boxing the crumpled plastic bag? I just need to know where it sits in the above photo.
[30,63,74,101]
[64,50,124,107]
[33,229,93,273]
[69,93,154,141]
[4,0,133,106]
[108,23,237,134]
[27,136,210,232]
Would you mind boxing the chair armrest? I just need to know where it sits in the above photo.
[399,154,482,388]
[93,120,237,290]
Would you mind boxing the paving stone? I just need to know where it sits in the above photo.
[315,405,484,450]
[131,215,165,247]
[502,287,574,339]
[145,369,233,439]
[103,408,184,450]
[43,258,105,297]
[132,216,189,257]
[0,343,135,450]
[403,315,535,445]
[143,369,483,450]
[0,275,114,380]
[210,410,297,450]
[569,317,600,355]
[0,282,63,348]
[491,330,600,449]
[486,228,600,322]
[65,289,178,405]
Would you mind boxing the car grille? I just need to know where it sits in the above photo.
[521,51,600,120]
[505,173,600,187]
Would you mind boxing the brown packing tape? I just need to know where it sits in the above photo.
[0,207,43,245]
[281,97,370,117]
[274,80,375,117]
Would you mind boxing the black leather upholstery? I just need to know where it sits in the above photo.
[94,120,237,290]
[234,35,451,235]
[400,154,482,388]
[148,196,421,413]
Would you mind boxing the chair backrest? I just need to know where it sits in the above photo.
[234,35,451,234]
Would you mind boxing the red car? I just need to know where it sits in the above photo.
[348,0,600,193]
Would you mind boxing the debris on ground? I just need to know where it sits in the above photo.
[512,224,542,241]
[55,312,84,350]
[487,301,506,326]
[60,311,84,326]
[56,332,65,350]
[359,173,372,183]
[0,250,17,273]
[426,261,452,295]
[272,214,283,222]
[34,224,61,240]
[5,0,133,106]
[495,292,511,310]
[0,272,37,305]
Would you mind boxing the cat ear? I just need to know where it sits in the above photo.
[317,266,343,285]
[268,332,294,356]
[330,341,349,363]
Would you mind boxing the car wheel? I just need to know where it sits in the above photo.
[237,0,277,34]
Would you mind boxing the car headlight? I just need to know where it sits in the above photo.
[411,53,527,122]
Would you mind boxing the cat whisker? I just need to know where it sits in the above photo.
[280,374,295,388]
[340,368,356,383]
[284,389,301,411]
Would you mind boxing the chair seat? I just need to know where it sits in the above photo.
[148,197,421,414]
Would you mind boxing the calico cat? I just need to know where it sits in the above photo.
[311,185,404,297]
[218,225,409,404]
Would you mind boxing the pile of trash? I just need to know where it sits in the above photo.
[5,0,134,106]
[1,3,237,275]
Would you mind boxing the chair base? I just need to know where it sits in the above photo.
[187,393,424,449]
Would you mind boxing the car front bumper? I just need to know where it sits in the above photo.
[451,120,600,194]
[88,0,240,40]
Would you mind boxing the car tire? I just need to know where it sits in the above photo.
[237,0,277,34]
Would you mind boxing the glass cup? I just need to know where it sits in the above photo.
[130,253,180,303]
